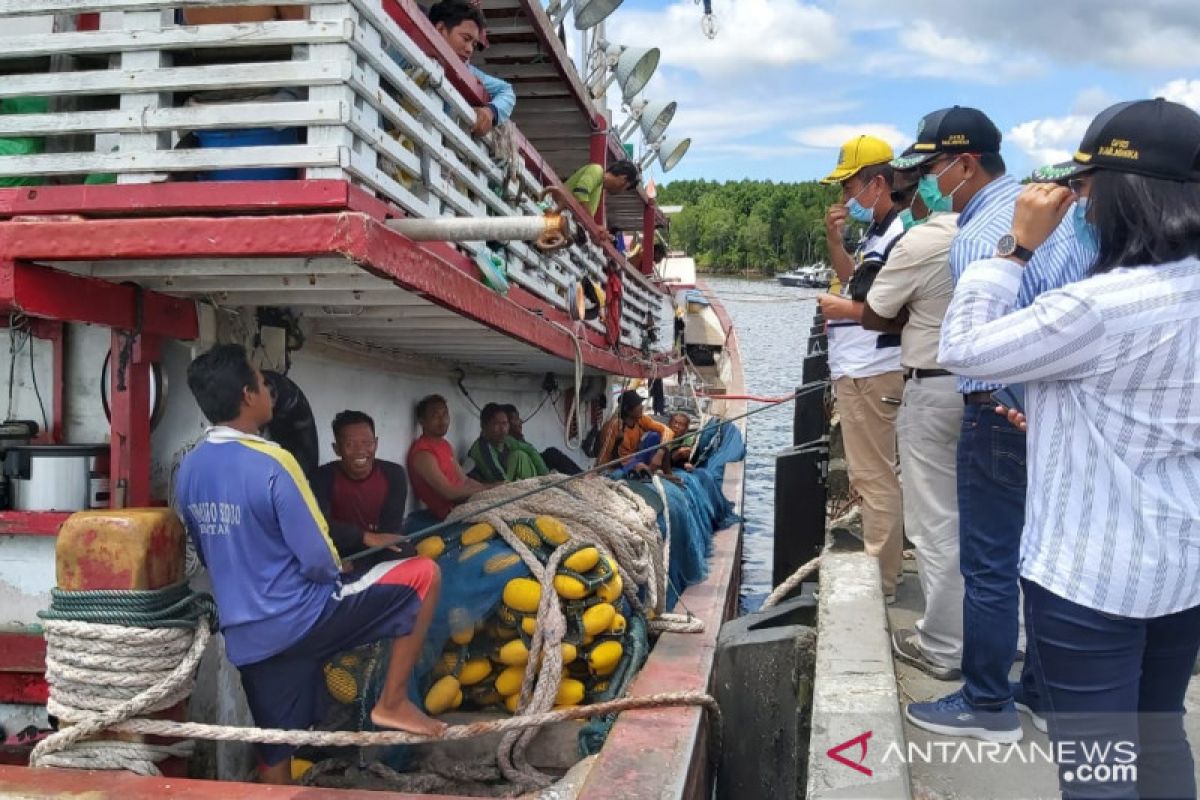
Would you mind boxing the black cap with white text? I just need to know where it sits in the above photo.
[1032,98,1200,183]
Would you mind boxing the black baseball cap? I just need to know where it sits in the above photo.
[1031,98,1200,183]
[891,106,1002,170]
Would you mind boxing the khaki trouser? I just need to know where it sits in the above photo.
[897,374,964,669]
[834,372,904,595]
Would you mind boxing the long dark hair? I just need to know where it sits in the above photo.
[1088,170,1200,274]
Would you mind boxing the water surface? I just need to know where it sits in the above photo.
[702,276,821,612]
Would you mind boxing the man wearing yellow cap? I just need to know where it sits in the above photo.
[816,135,905,602]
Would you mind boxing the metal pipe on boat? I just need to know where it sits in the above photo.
[387,212,572,251]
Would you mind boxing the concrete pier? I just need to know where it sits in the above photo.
[806,544,911,800]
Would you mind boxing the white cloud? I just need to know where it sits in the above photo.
[605,0,845,78]
[792,123,909,151]
[1153,79,1200,112]
[833,0,1200,71]
[1007,115,1089,167]
[897,21,994,68]
[1008,79,1200,169]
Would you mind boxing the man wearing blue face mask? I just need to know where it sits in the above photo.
[895,106,1096,744]
[816,135,905,602]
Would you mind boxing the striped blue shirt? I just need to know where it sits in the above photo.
[946,175,1095,393]
[940,256,1200,618]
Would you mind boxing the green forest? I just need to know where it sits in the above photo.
[656,179,841,274]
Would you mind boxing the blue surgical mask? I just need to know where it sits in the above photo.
[846,180,877,223]
[1072,197,1098,251]
[899,208,928,231]
[846,196,874,223]
[916,157,964,214]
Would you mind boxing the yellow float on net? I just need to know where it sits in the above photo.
[512,521,543,549]
[595,570,623,604]
[484,552,522,574]
[609,613,627,635]
[458,542,489,562]
[291,758,315,781]
[505,693,521,713]
[520,614,537,636]
[581,603,616,636]
[563,545,601,573]
[553,574,589,600]
[560,642,578,665]
[416,536,445,559]
[588,640,623,676]
[497,638,530,667]
[461,522,496,545]
[535,516,570,546]
[323,664,358,704]
[494,664,526,697]
[555,678,585,706]
[503,577,542,614]
[424,675,461,715]
[450,627,474,646]
[459,658,492,686]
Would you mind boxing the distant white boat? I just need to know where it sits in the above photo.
[777,264,832,289]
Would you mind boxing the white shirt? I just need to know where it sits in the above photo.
[827,214,904,379]
[867,213,959,370]
[940,255,1200,619]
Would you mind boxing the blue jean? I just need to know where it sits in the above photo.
[611,432,661,478]
[1024,578,1200,799]
[957,403,1037,708]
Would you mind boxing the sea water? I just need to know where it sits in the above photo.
[703,276,820,612]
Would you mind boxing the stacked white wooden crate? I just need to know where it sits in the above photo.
[0,0,669,352]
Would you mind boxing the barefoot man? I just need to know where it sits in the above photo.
[175,344,445,784]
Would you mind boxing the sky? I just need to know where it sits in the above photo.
[589,0,1200,184]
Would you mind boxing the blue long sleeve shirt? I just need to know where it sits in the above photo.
[470,65,515,125]
[175,428,341,666]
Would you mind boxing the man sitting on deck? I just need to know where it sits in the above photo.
[407,394,491,520]
[175,345,444,785]
[595,389,673,477]
[466,402,550,483]
[311,410,415,565]
[564,159,641,216]
[666,411,696,472]
[500,403,583,475]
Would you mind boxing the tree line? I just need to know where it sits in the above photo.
[657,179,841,274]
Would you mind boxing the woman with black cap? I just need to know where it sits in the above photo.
[937,98,1200,799]
[594,389,673,477]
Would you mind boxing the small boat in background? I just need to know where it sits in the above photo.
[776,264,832,289]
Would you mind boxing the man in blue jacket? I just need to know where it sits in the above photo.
[429,0,515,136]
[175,345,444,784]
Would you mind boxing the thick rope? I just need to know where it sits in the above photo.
[761,555,821,610]
[447,476,680,789]
[32,618,211,772]
[67,690,719,748]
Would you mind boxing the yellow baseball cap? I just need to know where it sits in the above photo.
[820,135,895,184]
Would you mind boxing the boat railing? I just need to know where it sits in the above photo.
[0,0,669,352]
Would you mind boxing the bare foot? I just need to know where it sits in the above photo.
[370,699,449,737]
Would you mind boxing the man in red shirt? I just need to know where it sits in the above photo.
[312,410,413,563]
[407,395,490,520]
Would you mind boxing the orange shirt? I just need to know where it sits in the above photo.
[596,414,672,465]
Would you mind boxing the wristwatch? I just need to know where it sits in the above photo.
[995,233,1034,263]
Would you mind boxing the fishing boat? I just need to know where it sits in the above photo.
[776,264,831,289]
[0,1,747,796]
